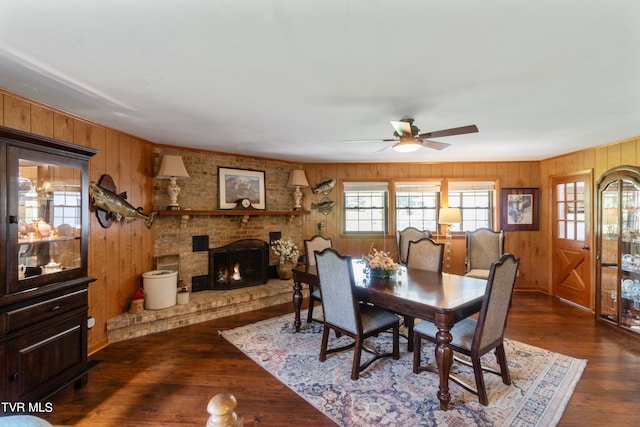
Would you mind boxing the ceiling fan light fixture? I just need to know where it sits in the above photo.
[393,140,422,152]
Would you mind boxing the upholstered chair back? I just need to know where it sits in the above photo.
[475,253,520,351]
[304,235,333,266]
[465,228,504,279]
[396,227,432,265]
[406,238,445,272]
[315,248,359,335]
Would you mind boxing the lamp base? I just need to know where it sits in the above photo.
[167,205,181,211]
[292,186,303,211]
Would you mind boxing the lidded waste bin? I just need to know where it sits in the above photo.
[142,270,178,309]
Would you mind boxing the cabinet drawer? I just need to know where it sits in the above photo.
[5,289,87,334]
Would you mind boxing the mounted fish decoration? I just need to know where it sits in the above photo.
[89,176,157,229]
[311,196,336,216]
[311,177,336,195]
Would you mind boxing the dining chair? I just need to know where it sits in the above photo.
[403,237,445,350]
[315,248,400,380]
[304,235,333,323]
[412,253,520,405]
[396,227,432,265]
[406,238,445,272]
[465,228,505,279]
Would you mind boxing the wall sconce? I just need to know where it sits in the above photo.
[156,155,190,210]
[287,169,309,210]
[438,207,461,272]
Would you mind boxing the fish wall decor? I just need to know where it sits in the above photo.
[311,196,335,216]
[311,177,336,195]
[89,176,157,229]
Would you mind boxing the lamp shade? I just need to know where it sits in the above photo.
[287,169,309,188]
[156,155,190,179]
[438,207,461,224]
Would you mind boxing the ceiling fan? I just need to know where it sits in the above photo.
[343,119,478,153]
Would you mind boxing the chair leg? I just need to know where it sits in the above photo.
[471,356,489,406]
[306,294,316,323]
[319,325,330,362]
[352,337,363,380]
[307,286,319,323]
[412,333,422,374]
[392,324,400,360]
[494,344,512,385]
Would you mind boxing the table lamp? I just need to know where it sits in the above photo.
[439,207,461,272]
[287,169,309,210]
[156,155,190,210]
[439,207,461,239]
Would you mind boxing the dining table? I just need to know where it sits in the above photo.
[292,259,488,411]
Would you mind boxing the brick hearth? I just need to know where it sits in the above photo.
[106,279,304,343]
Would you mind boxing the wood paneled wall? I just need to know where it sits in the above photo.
[3,86,639,348]
[539,135,640,309]
[1,89,155,354]
[299,161,545,291]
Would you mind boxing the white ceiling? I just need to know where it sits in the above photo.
[1,0,639,163]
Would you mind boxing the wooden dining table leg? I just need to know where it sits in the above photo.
[292,278,303,332]
[434,315,454,411]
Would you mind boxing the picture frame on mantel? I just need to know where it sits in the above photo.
[501,187,539,231]
[218,167,266,210]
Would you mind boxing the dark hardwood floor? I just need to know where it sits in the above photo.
[43,292,640,426]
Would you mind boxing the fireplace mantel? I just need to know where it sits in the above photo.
[159,209,309,226]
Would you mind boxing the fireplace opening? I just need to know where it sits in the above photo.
[209,239,269,290]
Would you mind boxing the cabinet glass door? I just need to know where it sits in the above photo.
[599,180,620,323]
[620,179,640,332]
[8,146,85,294]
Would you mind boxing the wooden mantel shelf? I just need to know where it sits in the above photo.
[159,209,309,216]
[158,209,309,227]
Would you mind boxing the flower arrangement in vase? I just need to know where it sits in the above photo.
[271,238,300,279]
[363,244,398,279]
[271,239,300,265]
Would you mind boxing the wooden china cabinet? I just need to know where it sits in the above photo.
[0,127,97,402]
[596,165,640,337]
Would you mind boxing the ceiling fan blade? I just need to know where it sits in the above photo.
[342,138,396,144]
[418,124,478,139]
[390,120,412,136]
[421,139,451,151]
[375,144,395,153]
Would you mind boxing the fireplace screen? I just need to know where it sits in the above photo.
[209,239,269,290]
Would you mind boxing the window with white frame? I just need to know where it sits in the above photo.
[447,181,495,231]
[343,182,389,234]
[395,181,441,232]
[52,190,82,228]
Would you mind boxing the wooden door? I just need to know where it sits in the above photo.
[552,172,593,308]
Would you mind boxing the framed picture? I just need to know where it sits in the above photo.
[500,188,539,231]
[218,167,266,210]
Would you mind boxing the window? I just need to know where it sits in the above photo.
[52,189,82,228]
[447,181,495,231]
[395,182,440,232]
[556,181,586,240]
[344,182,388,234]
[342,179,496,235]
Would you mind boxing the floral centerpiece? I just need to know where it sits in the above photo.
[271,239,300,265]
[363,244,398,279]
[271,238,299,280]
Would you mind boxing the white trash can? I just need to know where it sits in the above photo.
[142,270,178,309]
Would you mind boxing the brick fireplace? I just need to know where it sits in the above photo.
[208,239,270,290]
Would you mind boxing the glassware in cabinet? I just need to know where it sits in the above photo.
[596,166,640,336]
[5,138,92,297]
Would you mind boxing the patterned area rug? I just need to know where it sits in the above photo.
[221,311,586,427]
